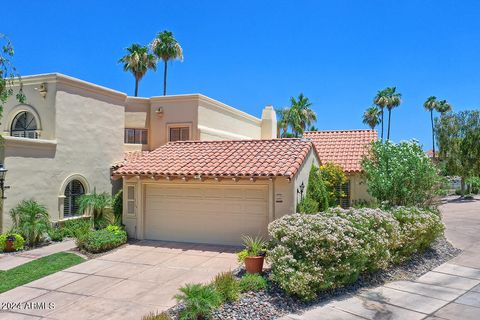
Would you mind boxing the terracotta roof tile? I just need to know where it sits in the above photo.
[114,139,314,178]
[112,151,150,169]
[303,130,377,172]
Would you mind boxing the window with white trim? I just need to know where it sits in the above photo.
[169,127,189,142]
[11,111,39,139]
[124,128,148,144]
[126,185,136,216]
[64,180,86,217]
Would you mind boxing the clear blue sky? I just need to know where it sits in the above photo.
[3,0,480,149]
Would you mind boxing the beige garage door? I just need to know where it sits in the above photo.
[144,184,269,245]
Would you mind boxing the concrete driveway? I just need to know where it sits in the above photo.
[0,240,239,320]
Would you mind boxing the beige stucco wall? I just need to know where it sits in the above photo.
[1,74,125,231]
[348,173,374,205]
[293,148,320,212]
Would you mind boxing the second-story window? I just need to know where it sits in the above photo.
[11,111,39,139]
[169,127,189,142]
[125,128,148,144]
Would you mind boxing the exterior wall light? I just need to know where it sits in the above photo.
[296,181,305,202]
[156,107,164,117]
[0,164,10,199]
[35,82,48,99]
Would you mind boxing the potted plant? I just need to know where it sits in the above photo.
[237,235,267,274]
[0,233,25,253]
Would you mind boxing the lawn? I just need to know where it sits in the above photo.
[0,252,85,293]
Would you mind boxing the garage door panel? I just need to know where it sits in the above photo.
[144,184,269,245]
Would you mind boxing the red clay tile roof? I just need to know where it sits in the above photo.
[112,151,150,169]
[114,139,315,178]
[303,130,377,172]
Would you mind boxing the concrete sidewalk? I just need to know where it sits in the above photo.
[280,197,480,320]
[0,240,76,270]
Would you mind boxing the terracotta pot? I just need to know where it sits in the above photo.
[4,239,15,253]
[244,256,265,274]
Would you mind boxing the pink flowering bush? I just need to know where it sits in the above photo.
[268,207,444,300]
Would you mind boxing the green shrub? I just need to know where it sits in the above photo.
[48,227,64,242]
[305,165,329,212]
[77,191,113,229]
[113,189,123,225]
[63,218,92,238]
[268,207,444,300]
[296,196,318,214]
[141,311,172,320]
[80,228,127,253]
[9,200,51,247]
[0,233,25,252]
[362,140,441,206]
[239,273,268,292]
[391,207,444,261]
[319,163,348,207]
[466,176,480,194]
[175,283,222,320]
[325,208,399,271]
[455,188,463,196]
[213,271,240,302]
[268,213,366,300]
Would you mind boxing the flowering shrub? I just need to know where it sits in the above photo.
[268,214,366,300]
[319,163,348,207]
[0,233,25,252]
[391,207,444,261]
[324,208,400,271]
[268,207,444,300]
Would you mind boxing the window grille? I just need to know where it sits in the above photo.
[11,111,39,139]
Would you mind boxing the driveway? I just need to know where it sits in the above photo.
[0,240,239,320]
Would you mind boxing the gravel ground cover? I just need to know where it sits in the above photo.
[169,236,460,320]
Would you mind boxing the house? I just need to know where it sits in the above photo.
[0,73,277,233]
[113,139,319,245]
[303,130,377,207]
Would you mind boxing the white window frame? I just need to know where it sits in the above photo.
[125,184,136,217]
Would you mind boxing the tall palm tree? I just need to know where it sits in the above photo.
[385,87,402,140]
[373,89,388,140]
[118,44,157,97]
[289,93,316,137]
[151,30,183,96]
[362,106,381,130]
[276,107,291,138]
[424,96,452,158]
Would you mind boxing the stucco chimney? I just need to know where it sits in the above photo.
[261,105,277,139]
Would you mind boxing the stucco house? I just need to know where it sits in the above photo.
[0,73,277,234]
[303,130,377,207]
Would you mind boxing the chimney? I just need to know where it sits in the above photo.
[261,105,277,139]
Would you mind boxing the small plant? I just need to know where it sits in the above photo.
[63,218,92,238]
[213,271,240,302]
[48,227,64,242]
[0,233,25,252]
[239,273,268,292]
[142,311,172,320]
[9,200,51,247]
[80,228,127,253]
[237,235,267,262]
[175,283,222,320]
[113,189,123,225]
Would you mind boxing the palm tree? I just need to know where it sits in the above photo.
[362,106,381,130]
[151,30,184,96]
[424,96,452,158]
[10,200,51,247]
[118,44,157,97]
[384,87,402,140]
[276,107,291,138]
[289,93,316,137]
[373,89,388,140]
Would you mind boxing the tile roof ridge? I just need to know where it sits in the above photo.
[305,129,377,133]
[167,138,309,144]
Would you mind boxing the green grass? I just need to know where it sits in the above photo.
[0,252,85,293]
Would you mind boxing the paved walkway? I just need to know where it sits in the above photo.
[0,240,238,320]
[0,240,77,270]
[281,197,480,320]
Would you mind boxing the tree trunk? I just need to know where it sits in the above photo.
[163,61,168,96]
[381,109,384,141]
[134,78,139,97]
[461,177,466,197]
[431,109,435,158]
[387,109,392,140]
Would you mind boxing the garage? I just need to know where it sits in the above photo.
[144,183,269,245]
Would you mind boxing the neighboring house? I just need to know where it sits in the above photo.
[303,130,377,207]
[0,73,277,233]
[113,139,319,245]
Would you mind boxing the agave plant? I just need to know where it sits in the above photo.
[9,200,51,247]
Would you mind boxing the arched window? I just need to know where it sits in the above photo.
[11,111,38,139]
[64,180,85,217]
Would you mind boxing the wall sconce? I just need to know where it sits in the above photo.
[0,164,10,199]
[35,82,48,99]
[155,107,164,117]
[296,181,305,202]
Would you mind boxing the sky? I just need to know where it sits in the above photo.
[2,0,480,149]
